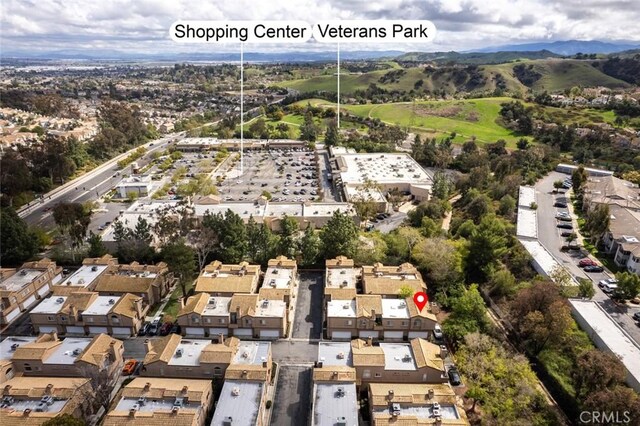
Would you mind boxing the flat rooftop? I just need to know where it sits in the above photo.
[313,383,358,426]
[263,266,294,289]
[211,380,264,426]
[302,203,354,217]
[317,342,353,367]
[518,186,536,207]
[327,300,356,318]
[0,336,37,360]
[569,299,640,391]
[325,267,357,289]
[381,299,410,319]
[372,404,461,421]
[2,398,68,414]
[30,296,67,314]
[380,343,417,371]
[115,396,201,413]
[0,269,43,292]
[337,153,431,185]
[53,264,108,287]
[344,185,387,203]
[194,203,266,220]
[253,299,286,317]
[83,295,120,315]
[202,296,231,316]
[233,341,270,365]
[264,203,304,217]
[44,338,91,365]
[168,339,211,366]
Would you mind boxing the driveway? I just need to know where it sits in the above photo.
[291,272,323,339]
[535,172,640,343]
[270,366,312,426]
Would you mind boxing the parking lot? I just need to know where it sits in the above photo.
[217,148,321,203]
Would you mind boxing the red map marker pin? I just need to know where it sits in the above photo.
[413,292,428,312]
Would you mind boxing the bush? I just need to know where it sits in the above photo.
[530,202,538,210]
[266,400,272,409]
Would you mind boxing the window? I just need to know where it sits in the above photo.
[401,321,407,326]
[110,315,120,324]
[192,315,200,324]
[374,373,382,378]
[47,316,54,322]
[205,318,211,324]
[213,367,222,377]
[86,317,93,323]
[219,318,226,324]
[260,320,266,325]
[346,320,353,326]
[386,321,392,326]
[413,319,421,327]
[24,363,32,371]
[360,320,367,327]
[60,316,67,322]
[363,369,371,378]
[245,319,252,325]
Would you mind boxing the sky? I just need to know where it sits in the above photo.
[2,0,640,54]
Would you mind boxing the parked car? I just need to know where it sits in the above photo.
[447,368,462,386]
[554,201,568,208]
[584,265,604,273]
[632,312,640,321]
[602,284,618,294]
[433,324,443,340]
[557,223,573,230]
[579,258,597,267]
[561,231,574,238]
[138,322,151,336]
[159,321,173,336]
[148,317,162,335]
[170,323,182,335]
[122,360,138,375]
[598,278,618,288]
[556,216,573,222]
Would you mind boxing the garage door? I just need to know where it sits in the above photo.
[5,308,20,324]
[65,326,85,335]
[408,331,429,339]
[38,326,58,333]
[112,327,131,336]
[359,330,380,339]
[383,331,404,340]
[233,328,253,337]
[259,329,280,339]
[331,331,353,340]
[185,327,205,336]
[22,295,37,310]
[89,326,108,334]
[208,328,228,336]
[37,284,51,297]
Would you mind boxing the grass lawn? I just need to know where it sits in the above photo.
[162,282,193,320]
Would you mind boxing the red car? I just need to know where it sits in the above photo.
[122,359,138,375]
[159,321,173,336]
[579,258,597,267]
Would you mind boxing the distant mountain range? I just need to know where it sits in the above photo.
[472,40,639,55]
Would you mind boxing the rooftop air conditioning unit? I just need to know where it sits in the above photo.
[391,403,401,416]
[19,270,27,276]
[262,300,269,308]
[337,352,345,359]
[137,397,146,406]
[108,299,116,305]
[72,348,82,356]
[91,266,98,272]
[10,343,19,351]
[231,387,240,396]
[171,406,179,413]
[222,417,233,426]
[40,396,53,405]
[35,402,48,412]
[176,349,183,357]
[402,354,412,362]
[336,417,347,426]
[432,402,442,417]
[336,387,345,397]
[56,298,65,303]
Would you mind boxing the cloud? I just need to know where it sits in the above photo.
[1,0,639,54]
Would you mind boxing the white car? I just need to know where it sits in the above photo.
[433,324,443,340]
[599,278,618,288]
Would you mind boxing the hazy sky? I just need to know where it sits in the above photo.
[2,0,639,54]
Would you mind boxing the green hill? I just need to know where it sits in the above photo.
[396,49,561,64]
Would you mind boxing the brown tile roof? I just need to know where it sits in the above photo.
[120,377,211,402]
[102,411,200,426]
[229,294,259,317]
[77,334,121,366]
[194,274,258,294]
[61,291,99,314]
[94,274,156,293]
[406,297,438,321]
[326,256,355,267]
[312,366,356,382]
[258,287,290,300]
[355,295,382,318]
[144,334,181,365]
[177,293,209,317]
[351,339,385,367]
[11,339,62,361]
[202,260,261,275]
[224,364,269,381]
[369,383,457,406]
[324,287,358,300]
[82,254,117,266]
[111,293,142,318]
[410,339,444,372]
[199,337,240,364]
[361,277,425,296]
[267,256,297,268]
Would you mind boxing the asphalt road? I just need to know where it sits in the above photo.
[291,272,323,340]
[535,172,640,343]
[21,133,184,230]
[270,365,312,426]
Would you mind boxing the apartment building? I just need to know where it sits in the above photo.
[312,342,359,426]
[93,261,174,306]
[0,259,60,326]
[0,377,91,425]
[51,255,117,295]
[177,293,287,339]
[259,256,297,304]
[361,263,427,298]
[30,292,146,336]
[194,261,261,296]
[324,256,359,302]
[0,336,37,383]
[368,383,469,425]
[103,377,213,426]
[327,295,438,340]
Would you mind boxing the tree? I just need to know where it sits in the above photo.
[553,180,564,190]
[53,202,92,247]
[584,203,610,244]
[412,237,463,294]
[87,232,108,258]
[573,349,626,398]
[247,218,278,266]
[298,224,321,267]
[320,210,359,259]
[277,214,299,258]
[577,278,596,299]
[614,271,640,300]
[572,166,588,194]
[466,215,508,281]
[190,225,217,271]
[582,386,640,425]
[77,367,115,421]
[203,209,248,263]
[324,118,340,146]
[489,268,518,299]
[160,239,196,299]
[0,208,39,266]
[299,111,319,142]
[431,170,451,200]
[519,299,572,355]
[42,414,86,426]
[398,285,414,299]
[442,284,489,343]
